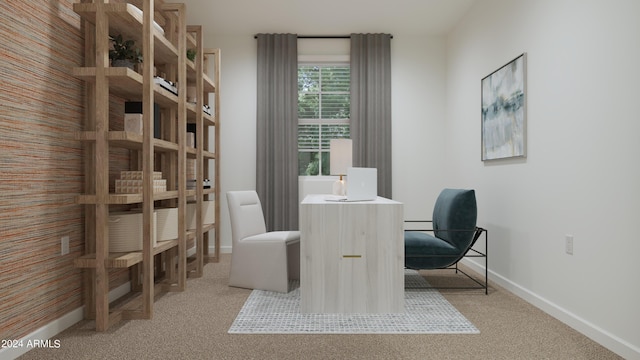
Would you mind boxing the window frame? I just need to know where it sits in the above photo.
[298,55,350,178]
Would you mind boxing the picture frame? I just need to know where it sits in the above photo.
[481,53,527,161]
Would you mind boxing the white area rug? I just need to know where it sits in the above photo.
[228,270,479,334]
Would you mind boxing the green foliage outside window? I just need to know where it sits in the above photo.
[298,65,350,176]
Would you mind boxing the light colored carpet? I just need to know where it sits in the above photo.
[229,270,478,334]
[17,255,623,360]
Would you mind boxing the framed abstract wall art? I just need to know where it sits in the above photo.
[481,53,527,161]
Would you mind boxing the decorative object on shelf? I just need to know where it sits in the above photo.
[125,101,161,138]
[187,123,197,147]
[203,104,211,115]
[330,139,352,196]
[186,132,195,147]
[124,113,143,134]
[187,86,197,103]
[109,34,143,70]
[481,52,527,161]
[186,179,211,190]
[154,76,178,95]
[187,48,197,62]
[115,170,166,194]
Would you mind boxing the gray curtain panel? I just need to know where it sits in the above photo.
[256,33,299,231]
[350,33,392,198]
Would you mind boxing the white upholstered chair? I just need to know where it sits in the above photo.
[226,190,300,293]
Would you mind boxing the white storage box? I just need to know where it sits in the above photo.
[109,211,157,252]
[156,207,178,241]
[187,201,215,230]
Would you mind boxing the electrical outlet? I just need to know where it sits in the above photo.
[61,236,70,255]
[565,235,573,255]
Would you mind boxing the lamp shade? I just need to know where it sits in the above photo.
[330,139,352,176]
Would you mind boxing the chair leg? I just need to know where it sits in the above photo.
[287,242,300,280]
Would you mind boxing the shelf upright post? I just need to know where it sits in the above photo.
[81,1,97,323]
[159,7,178,285]
[94,0,111,332]
[209,48,221,263]
[141,0,155,320]
[193,26,205,277]
[162,2,188,292]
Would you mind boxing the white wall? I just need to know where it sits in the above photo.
[202,1,640,357]
[204,33,449,253]
[203,34,256,253]
[446,0,640,358]
[392,34,449,218]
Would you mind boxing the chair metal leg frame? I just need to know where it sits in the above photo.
[405,227,488,294]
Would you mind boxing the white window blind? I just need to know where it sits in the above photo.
[298,64,350,176]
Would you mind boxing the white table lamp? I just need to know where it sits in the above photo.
[330,139,352,196]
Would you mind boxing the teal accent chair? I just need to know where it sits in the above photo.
[404,188,488,293]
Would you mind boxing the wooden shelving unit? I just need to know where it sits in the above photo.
[72,0,219,331]
[186,25,220,278]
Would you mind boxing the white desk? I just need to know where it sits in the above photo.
[299,194,404,313]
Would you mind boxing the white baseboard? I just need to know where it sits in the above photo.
[0,282,131,360]
[0,306,83,360]
[212,245,232,254]
[461,259,640,360]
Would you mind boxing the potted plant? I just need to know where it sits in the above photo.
[109,34,143,70]
[187,48,197,62]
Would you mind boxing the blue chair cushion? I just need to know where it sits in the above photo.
[405,231,462,269]
[405,231,460,256]
[404,189,478,270]
[432,189,477,250]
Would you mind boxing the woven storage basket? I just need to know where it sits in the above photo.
[109,211,157,252]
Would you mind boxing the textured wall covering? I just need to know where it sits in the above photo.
[0,0,129,340]
[0,0,84,341]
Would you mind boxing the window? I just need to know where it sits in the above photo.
[298,64,350,176]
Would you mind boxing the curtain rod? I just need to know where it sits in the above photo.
[254,34,393,39]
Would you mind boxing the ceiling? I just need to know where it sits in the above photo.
[172,0,476,36]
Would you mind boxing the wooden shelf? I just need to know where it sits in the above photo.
[75,131,180,153]
[76,190,179,205]
[186,104,215,125]
[186,32,197,49]
[186,146,196,158]
[203,113,215,127]
[74,239,179,268]
[73,2,178,65]
[203,150,215,160]
[72,67,178,108]
[187,62,216,93]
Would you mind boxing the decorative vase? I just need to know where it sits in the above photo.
[111,59,135,70]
